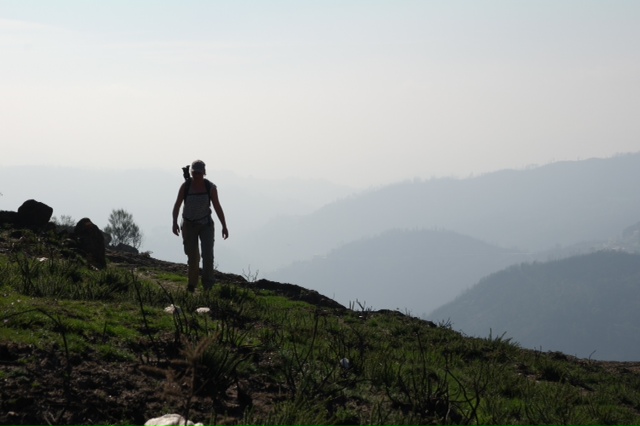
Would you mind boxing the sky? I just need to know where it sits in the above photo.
[2,1,639,188]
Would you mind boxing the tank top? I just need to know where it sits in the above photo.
[182,180,215,224]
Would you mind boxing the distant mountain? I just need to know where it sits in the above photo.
[618,221,640,252]
[428,250,640,361]
[530,219,640,262]
[268,228,532,316]
[239,153,640,272]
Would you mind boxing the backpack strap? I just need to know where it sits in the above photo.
[205,179,213,197]
[183,178,192,201]
[183,178,213,203]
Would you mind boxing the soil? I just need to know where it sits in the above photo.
[0,338,282,425]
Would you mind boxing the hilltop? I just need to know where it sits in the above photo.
[2,226,640,425]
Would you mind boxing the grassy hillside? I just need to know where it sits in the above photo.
[2,228,640,425]
[429,251,640,361]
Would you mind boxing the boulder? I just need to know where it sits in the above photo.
[74,218,106,269]
[17,199,53,230]
[0,200,53,230]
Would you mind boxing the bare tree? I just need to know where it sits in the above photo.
[104,209,143,249]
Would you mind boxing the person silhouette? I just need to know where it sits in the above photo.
[172,159,228,292]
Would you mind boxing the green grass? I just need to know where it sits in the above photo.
[154,272,189,283]
[2,229,640,425]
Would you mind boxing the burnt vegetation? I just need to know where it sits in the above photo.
[2,226,640,425]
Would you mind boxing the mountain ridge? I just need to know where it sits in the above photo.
[268,228,533,316]
[429,250,640,361]
[245,153,640,274]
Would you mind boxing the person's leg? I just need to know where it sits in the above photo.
[200,222,215,291]
[182,220,201,292]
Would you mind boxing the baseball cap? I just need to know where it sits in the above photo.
[191,160,206,174]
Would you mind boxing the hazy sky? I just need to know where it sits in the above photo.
[2,1,639,188]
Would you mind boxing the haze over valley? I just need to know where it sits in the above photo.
[2,153,639,324]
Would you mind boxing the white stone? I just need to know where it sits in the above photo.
[144,413,203,426]
[340,357,350,369]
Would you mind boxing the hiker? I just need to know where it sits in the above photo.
[172,159,229,292]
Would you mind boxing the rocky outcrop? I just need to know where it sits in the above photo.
[0,211,19,227]
[111,242,139,254]
[0,199,53,230]
[17,200,53,229]
[74,218,107,269]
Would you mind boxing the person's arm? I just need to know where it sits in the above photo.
[172,183,186,236]
[210,186,229,239]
